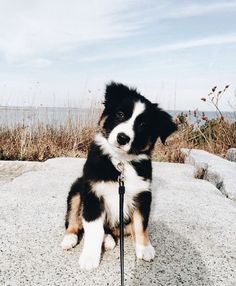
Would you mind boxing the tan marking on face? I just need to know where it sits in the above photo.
[66,194,82,234]
[140,141,152,152]
[98,115,107,128]
[131,210,150,246]
[96,116,108,137]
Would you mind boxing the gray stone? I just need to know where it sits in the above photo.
[0,158,236,286]
[181,148,236,201]
[226,148,236,162]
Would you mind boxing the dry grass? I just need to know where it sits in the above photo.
[153,116,236,162]
[0,121,96,161]
[0,109,235,162]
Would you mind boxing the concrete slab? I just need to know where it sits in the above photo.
[0,158,236,286]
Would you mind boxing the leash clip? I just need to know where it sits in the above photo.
[117,162,125,186]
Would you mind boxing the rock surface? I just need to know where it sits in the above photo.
[226,148,236,162]
[181,148,236,201]
[0,158,236,286]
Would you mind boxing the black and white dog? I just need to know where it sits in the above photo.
[61,82,177,270]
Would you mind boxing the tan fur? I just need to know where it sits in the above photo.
[140,140,152,152]
[131,210,150,246]
[66,194,82,234]
[98,115,106,127]
[112,223,133,237]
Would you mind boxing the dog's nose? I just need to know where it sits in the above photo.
[117,133,130,145]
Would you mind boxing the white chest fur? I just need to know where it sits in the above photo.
[93,162,151,227]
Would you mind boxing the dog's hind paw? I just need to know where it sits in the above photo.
[103,234,116,251]
[61,233,78,250]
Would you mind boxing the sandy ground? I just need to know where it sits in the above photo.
[0,158,236,286]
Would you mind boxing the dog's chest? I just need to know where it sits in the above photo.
[93,162,151,226]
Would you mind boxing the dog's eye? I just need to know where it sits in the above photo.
[116,111,125,120]
[138,121,146,129]
[137,121,148,132]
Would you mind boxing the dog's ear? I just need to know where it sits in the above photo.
[155,105,177,144]
[104,81,132,109]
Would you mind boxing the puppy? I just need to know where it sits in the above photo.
[61,82,177,270]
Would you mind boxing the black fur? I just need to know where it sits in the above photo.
[130,159,152,180]
[155,109,178,144]
[102,81,177,154]
[82,186,104,222]
[135,191,152,230]
[83,142,120,182]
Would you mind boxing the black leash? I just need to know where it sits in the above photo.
[117,162,125,286]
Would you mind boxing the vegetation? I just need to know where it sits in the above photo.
[0,86,235,162]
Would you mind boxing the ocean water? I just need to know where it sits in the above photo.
[0,106,235,127]
[0,106,101,127]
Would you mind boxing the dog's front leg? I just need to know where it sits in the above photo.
[132,211,155,261]
[79,215,104,270]
[132,191,155,261]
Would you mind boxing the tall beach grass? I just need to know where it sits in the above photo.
[0,105,235,162]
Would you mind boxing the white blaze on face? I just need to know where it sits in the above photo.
[108,101,145,152]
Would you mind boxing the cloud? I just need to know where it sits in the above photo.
[79,34,236,62]
[21,58,52,68]
[1,0,236,66]
[165,1,236,18]
[0,0,140,63]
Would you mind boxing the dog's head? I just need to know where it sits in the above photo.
[98,82,177,155]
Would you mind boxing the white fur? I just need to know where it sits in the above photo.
[94,110,151,227]
[95,133,148,163]
[93,161,151,227]
[79,215,105,270]
[61,233,78,250]
[103,234,116,250]
[135,243,155,261]
[107,101,145,152]
[80,100,152,267]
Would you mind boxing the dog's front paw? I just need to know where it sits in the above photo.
[61,233,78,250]
[79,251,100,270]
[135,243,155,261]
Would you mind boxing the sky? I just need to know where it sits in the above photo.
[0,0,236,111]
